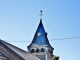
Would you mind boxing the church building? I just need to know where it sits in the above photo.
[27,19,54,60]
[0,11,54,60]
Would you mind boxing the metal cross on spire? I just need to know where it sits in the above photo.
[39,10,43,19]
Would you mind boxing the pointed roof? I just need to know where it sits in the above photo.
[29,19,53,48]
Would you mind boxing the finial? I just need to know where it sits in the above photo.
[40,19,42,22]
[39,10,43,19]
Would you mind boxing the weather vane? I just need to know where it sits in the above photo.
[39,10,43,19]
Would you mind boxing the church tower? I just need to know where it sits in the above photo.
[27,11,54,60]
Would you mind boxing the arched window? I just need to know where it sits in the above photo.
[31,49,34,53]
[36,49,39,52]
[41,48,45,52]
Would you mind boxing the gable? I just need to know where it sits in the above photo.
[0,41,25,60]
[0,40,41,60]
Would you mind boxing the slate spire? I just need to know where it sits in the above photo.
[29,19,52,48]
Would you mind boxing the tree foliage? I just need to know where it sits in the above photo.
[53,56,59,60]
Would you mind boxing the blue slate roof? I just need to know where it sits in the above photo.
[29,19,53,48]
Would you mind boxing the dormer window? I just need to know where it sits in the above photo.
[45,32,48,36]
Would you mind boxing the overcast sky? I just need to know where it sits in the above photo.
[0,0,80,60]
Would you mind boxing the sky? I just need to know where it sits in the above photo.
[0,0,80,60]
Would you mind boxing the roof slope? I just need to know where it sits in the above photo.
[0,39,41,60]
